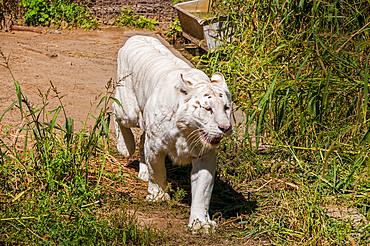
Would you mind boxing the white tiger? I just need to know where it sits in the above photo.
[113,35,232,231]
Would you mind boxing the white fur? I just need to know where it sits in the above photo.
[113,35,232,231]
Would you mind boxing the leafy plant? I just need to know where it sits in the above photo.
[111,7,158,31]
[50,0,99,29]
[20,0,51,26]
[19,0,99,29]
[164,18,182,41]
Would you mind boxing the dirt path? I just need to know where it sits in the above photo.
[1,27,181,128]
[0,25,194,126]
[1,26,121,126]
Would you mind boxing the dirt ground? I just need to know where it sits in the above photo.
[1,26,158,127]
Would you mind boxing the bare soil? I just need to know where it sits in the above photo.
[1,26,148,128]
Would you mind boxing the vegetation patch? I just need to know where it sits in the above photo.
[0,49,165,245]
[200,0,370,244]
[164,18,182,42]
[19,0,100,29]
[111,7,159,31]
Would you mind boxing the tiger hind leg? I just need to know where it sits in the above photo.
[138,132,149,181]
[114,114,135,158]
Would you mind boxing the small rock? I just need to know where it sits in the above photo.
[49,30,61,34]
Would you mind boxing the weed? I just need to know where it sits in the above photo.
[19,0,50,26]
[164,18,182,41]
[111,7,158,31]
[19,0,100,29]
[109,201,166,245]
[170,187,187,206]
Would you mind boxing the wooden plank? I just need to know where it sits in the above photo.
[10,25,42,34]
[19,44,58,58]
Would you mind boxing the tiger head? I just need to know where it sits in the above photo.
[176,71,233,157]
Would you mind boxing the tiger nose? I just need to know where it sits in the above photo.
[218,125,231,133]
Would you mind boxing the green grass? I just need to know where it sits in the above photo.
[0,48,165,245]
[201,0,370,244]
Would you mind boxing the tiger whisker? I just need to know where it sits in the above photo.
[187,129,202,141]
[187,129,218,157]
[189,136,202,154]
[198,132,211,157]
[187,129,204,153]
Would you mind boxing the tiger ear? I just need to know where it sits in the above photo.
[178,73,193,95]
[210,72,225,85]
[211,72,230,99]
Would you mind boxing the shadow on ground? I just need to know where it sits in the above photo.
[127,158,257,222]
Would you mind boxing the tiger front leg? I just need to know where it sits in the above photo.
[144,138,170,201]
[188,150,217,232]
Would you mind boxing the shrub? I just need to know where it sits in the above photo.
[19,0,99,29]
[111,7,159,31]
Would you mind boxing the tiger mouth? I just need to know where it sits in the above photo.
[201,132,223,146]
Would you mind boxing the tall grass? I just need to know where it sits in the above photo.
[202,0,370,244]
[0,49,164,245]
